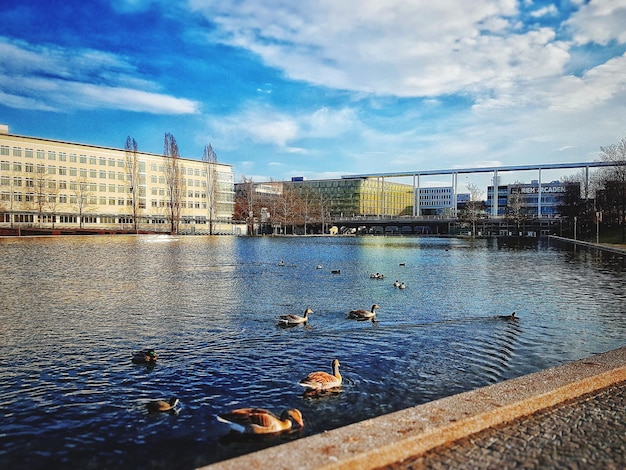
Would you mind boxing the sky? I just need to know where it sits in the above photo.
[1,0,625,188]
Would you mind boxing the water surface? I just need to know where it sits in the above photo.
[1,235,624,469]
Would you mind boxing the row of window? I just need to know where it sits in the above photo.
[1,213,212,225]
[1,148,223,178]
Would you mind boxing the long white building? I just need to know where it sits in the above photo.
[0,125,239,234]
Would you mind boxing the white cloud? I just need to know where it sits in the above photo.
[566,0,626,45]
[189,0,575,98]
[208,104,358,148]
[0,37,200,114]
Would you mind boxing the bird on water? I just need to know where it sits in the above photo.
[216,408,304,434]
[347,304,380,320]
[299,359,342,391]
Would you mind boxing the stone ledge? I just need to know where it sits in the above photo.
[201,347,626,470]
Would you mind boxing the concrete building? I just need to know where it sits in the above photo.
[416,186,470,216]
[486,180,580,217]
[0,125,238,234]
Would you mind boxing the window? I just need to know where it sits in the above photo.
[25,148,34,158]
[59,166,67,176]
[99,184,107,192]
[89,156,96,165]
[13,147,22,157]
[0,161,8,171]
[108,158,116,167]
[80,168,88,177]
[89,169,97,178]
[109,184,116,192]
[13,177,22,187]
[48,165,56,175]
[108,171,115,180]
[37,150,45,159]
[99,157,106,166]
[25,178,34,188]
[70,167,77,176]
[117,172,125,181]
[47,151,55,160]
[70,154,77,163]
[59,181,67,189]
[0,146,9,156]
[99,170,106,179]
[80,155,87,164]
[59,152,67,162]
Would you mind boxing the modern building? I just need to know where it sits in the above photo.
[0,125,238,234]
[416,186,470,216]
[288,177,414,218]
[486,180,580,217]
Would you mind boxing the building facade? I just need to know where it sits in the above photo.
[288,177,414,218]
[0,125,237,234]
[486,180,580,217]
[416,186,470,216]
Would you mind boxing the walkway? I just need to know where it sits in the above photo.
[383,380,625,469]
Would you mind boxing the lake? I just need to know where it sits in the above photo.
[0,235,624,469]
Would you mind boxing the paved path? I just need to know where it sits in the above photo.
[383,381,626,470]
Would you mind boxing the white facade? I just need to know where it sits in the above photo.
[0,126,239,234]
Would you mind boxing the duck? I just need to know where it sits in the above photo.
[393,280,401,288]
[499,311,517,320]
[316,264,323,269]
[277,308,314,326]
[299,359,342,390]
[347,304,380,320]
[398,282,406,289]
[132,349,158,365]
[217,408,304,434]
[146,397,179,412]
[277,260,285,266]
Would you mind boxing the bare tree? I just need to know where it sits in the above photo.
[234,176,257,235]
[163,133,184,235]
[72,176,92,228]
[125,136,140,232]
[506,184,526,236]
[597,137,626,242]
[459,183,485,237]
[203,143,218,235]
[33,165,48,227]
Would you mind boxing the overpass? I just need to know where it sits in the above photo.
[341,160,624,218]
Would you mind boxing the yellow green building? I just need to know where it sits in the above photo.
[288,177,414,217]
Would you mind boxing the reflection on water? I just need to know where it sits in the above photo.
[0,235,624,469]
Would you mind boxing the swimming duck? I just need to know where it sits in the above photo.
[277,260,285,266]
[398,282,406,289]
[132,349,158,365]
[146,397,179,412]
[217,408,304,434]
[299,359,342,390]
[347,304,380,320]
[499,311,517,320]
[393,280,401,287]
[277,308,314,326]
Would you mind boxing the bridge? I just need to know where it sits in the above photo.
[341,160,624,218]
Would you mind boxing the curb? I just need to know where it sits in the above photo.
[201,347,626,470]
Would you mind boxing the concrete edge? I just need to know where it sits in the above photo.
[200,347,626,470]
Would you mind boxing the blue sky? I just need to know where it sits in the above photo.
[1,0,625,187]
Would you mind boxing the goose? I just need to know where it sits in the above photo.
[347,304,380,320]
[299,359,342,390]
[132,349,158,365]
[217,408,304,434]
[146,397,179,412]
[277,308,313,326]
